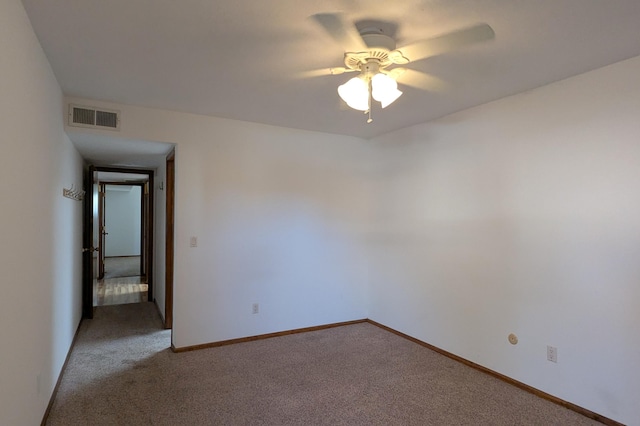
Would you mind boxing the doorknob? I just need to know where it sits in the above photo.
[82,247,99,253]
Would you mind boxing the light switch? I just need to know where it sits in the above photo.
[190,236,197,247]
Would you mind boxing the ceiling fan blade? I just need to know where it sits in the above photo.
[295,67,356,79]
[394,23,494,62]
[311,13,367,52]
[392,68,448,92]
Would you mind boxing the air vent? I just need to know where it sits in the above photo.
[68,104,120,130]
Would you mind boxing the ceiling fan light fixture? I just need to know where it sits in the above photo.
[338,76,369,111]
[312,13,495,121]
[371,73,402,108]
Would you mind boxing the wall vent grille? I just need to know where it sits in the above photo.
[68,104,120,130]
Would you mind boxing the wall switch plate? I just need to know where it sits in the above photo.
[252,303,259,314]
[547,345,557,363]
[190,236,197,247]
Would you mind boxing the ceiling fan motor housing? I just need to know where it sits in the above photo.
[344,31,400,71]
[362,32,396,51]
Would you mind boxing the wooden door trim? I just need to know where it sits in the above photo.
[101,181,147,278]
[93,166,154,302]
[82,166,96,319]
[140,182,146,276]
[98,183,106,279]
[147,175,154,300]
[165,150,175,329]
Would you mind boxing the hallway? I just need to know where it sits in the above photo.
[93,276,148,306]
[93,256,148,306]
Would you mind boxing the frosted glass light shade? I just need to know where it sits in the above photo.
[338,77,369,111]
[371,73,402,108]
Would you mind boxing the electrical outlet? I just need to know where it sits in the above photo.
[190,236,197,247]
[252,303,259,314]
[547,345,557,363]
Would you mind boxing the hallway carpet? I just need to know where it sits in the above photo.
[45,303,600,425]
[104,256,141,279]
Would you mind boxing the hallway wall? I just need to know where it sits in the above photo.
[0,1,84,425]
[154,161,168,320]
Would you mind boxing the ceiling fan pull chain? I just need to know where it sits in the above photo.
[367,80,373,123]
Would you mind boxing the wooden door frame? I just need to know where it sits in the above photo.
[82,166,155,317]
[165,150,175,329]
[82,166,97,318]
[142,180,151,279]
[101,181,147,278]
[98,183,106,279]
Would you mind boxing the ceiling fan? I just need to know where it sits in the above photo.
[308,13,495,122]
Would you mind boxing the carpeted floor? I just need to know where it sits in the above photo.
[104,256,141,279]
[46,303,600,425]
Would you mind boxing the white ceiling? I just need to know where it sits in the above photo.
[99,171,149,183]
[68,131,174,168]
[22,0,640,141]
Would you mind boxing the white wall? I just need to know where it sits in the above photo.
[154,163,167,320]
[0,1,84,425]
[172,127,373,348]
[105,185,142,257]
[369,55,640,425]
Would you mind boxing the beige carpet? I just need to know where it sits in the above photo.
[45,303,600,425]
[104,256,141,279]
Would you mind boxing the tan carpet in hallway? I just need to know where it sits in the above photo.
[45,303,600,425]
[104,256,141,279]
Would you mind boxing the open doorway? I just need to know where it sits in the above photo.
[101,182,144,280]
[96,179,148,306]
[84,167,154,310]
